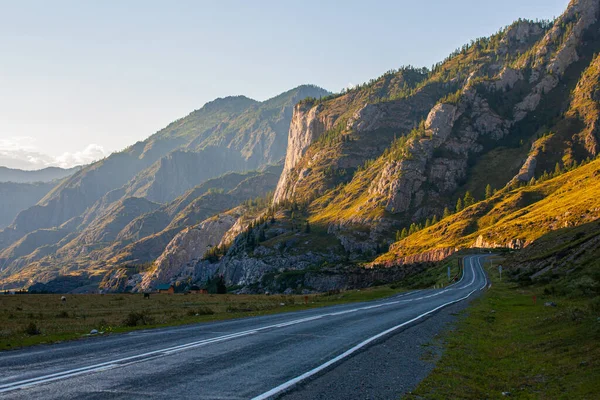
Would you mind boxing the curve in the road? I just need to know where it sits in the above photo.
[252,255,488,399]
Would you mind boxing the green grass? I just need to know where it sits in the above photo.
[398,257,462,289]
[0,283,414,351]
[406,260,600,399]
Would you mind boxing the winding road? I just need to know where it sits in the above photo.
[0,255,488,399]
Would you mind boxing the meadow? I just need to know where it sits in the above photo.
[407,258,600,399]
[0,286,398,350]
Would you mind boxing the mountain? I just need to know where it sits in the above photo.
[0,166,80,230]
[0,85,328,258]
[0,182,56,229]
[0,166,80,183]
[139,0,600,293]
[0,165,282,290]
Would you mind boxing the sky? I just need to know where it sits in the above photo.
[0,0,569,170]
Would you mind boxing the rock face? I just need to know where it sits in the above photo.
[273,103,334,203]
[370,103,463,215]
[140,213,238,290]
[472,235,526,250]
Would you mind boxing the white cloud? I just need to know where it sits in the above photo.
[0,137,107,170]
[54,144,107,168]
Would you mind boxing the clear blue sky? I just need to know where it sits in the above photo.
[0,0,569,169]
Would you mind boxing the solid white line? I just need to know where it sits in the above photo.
[251,265,487,400]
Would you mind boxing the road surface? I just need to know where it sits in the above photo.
[0,255,488,399]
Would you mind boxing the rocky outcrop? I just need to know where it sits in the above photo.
[514,0,599,121]
[472,235,526,250]
[273,103,334,203]
[373,247,457,268]
[512,135,553,183]
[140,214,238,290]
[370,103,463,215]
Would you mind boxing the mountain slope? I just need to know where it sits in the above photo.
[0,182,56,229]
[375,156,600,265]
[0,85,328,252]
[0,167,281,290]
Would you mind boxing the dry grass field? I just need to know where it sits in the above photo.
[0,285,411,351]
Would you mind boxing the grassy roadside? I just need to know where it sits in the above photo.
[405,258,600,399]
[0,284,410,351]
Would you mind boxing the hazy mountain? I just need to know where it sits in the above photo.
[0,85,329,254]
[0,166,81,183]
[0,182,56,229]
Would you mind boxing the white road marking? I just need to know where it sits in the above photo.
[0,256,486,394]
[252,255,488,400]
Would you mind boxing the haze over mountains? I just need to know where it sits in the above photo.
[0,85,328,290]
[0,166,81,184]
[1,0,599,295]
[0,166,82,230]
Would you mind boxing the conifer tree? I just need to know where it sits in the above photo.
[554,162,562,177]
[443,207,451,219]
[456,198,463,213]
[485,184,493,199]
[401,227,408,239]
[409,223,417,235]
[463,191,475,207]
[216,275,227,294]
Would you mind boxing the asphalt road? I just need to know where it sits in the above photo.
[0,255,488,399]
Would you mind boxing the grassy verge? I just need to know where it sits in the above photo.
[406,258,600,399]
[0,283,415,351]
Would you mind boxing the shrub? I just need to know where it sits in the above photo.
[187,307,214,316]
[122,312,154,327]
[24,322,40,335]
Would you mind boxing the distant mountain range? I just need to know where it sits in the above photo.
[0,166,81,183]
[0,166,81,229]
[0,85,329,290]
